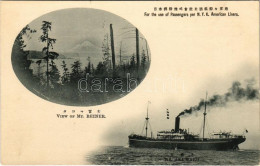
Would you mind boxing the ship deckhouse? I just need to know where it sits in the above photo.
[157,131,185,140]
[128,97,246,150]
[210,132,246,139]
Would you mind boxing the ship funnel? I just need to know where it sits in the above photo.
[175,116,180,132]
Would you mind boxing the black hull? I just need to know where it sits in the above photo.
[129,137,246,150]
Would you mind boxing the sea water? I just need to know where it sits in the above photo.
[86,146,260,165]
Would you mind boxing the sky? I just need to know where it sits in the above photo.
[24,8,149,62]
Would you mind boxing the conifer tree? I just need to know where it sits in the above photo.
[40,21,59,88]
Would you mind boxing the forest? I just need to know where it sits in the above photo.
[11,21,150,106]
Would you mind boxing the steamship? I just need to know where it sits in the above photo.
[128,96,246,150]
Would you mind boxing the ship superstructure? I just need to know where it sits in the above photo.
[128,95,246,150]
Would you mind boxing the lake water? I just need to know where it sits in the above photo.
[30,58,102,76]
[86,146,260,165]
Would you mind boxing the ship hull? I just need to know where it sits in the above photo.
[129,137,246,150]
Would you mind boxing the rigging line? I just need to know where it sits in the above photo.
[205,117,209,137]
[141,120,146,135]
[206,115,211,137]
[148,121,153,133]
[199,118,203,136]
[148,121,152,131]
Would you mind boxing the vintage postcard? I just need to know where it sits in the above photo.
[0,1,259,165]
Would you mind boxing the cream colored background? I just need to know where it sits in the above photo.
[1,1,259,165]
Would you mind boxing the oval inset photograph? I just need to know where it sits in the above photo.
[12,8,151,106]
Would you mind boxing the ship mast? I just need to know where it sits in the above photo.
[202,92,208,140]
[145,101,151,137]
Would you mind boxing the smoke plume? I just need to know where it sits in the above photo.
[178,79,259,117]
